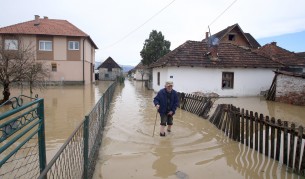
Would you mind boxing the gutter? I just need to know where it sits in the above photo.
[83,37,86,84]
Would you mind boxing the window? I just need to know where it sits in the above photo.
[105,74,109,78]
[51,63,57,72]
[5,39,18,50]
[222,72,234,89]
[157,72,160,86]
[39,41,52,51]
[68,41,79,50]
[108,68,112,72]
[228,34,235,41]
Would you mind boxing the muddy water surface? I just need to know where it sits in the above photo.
[93,80,304,179]
[1,81,113,161]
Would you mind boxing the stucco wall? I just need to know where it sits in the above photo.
[54,36,67,61]
[153,67,275,96]
[275,74,305,105]
[134,69,149,80]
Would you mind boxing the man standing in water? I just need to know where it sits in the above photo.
[153,81,179,137]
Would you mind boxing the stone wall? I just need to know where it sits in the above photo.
[275,74,305,105]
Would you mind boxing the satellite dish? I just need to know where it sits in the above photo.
[212,37,219,46]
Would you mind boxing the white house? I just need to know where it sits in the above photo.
[150,41,283,97]
[133,62,150,81]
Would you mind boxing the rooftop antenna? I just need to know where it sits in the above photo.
[207,26,219,47]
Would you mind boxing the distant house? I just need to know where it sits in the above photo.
[255,42,305,72]
[133,62,150,81]
[97,57,122,81]
[203,23,261,49]
[0,15,98,84]
[150,40,282,97]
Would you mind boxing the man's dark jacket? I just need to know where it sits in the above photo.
[153,88,179,115]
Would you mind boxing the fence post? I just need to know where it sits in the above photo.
[295,126,303,173]
[254,112,258,151]
[265,116,270,156]
[250,111,254,149]
[283,121,288,165]
[289,123,295,170]
[241,109,244,144]
[37,99,47,176]
[270,118,276,159]
[245,110,249,146]
[83,116,89,179]
[259,114,264,154]
[275,119,282,161]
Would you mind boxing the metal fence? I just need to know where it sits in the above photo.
[38,81,116,179]
[0,95,46,179]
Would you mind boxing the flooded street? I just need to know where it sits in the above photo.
[93,80,304,179]
[1,81,113,161]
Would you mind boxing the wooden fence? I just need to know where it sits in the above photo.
[177,92,213,119]
[209,104,305,175]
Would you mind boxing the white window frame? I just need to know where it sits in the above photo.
[39,41,52,51]
[5,39,18,50]
[68,41,79,50]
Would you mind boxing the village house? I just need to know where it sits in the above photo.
[150,40,283,97]
[97,57,122,81]
[133,62,150,81]
[255,42,305,72]
[0,15,98,84]
[257,42,305,105]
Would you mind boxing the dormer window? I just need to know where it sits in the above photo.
[228,34,236,41]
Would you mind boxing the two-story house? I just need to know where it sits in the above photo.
[0,15,98,84]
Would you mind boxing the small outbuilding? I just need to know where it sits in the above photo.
[97,57,122,81]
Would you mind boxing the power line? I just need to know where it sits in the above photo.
[101,0,177,50]
[209,0,238,27]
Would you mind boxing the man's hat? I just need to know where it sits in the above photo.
[165,81,173,87]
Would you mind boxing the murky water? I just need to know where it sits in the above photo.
[1,81,113,161]
[93,80,304,179]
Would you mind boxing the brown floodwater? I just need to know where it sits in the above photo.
[93,80,304,179]
[0,81,113,161]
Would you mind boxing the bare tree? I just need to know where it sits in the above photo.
[0,36,49,103]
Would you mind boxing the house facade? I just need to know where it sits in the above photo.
[97,57,122,81]
[133,62,150,81]
[150,41,282,97]
[0,15,98,84]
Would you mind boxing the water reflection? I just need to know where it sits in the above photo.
[1,81,113,161]
[152,140,177,178]
[93,80,302,179]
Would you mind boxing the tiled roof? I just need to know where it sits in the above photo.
[204,23,261,48]
[0,16,98,49]
[134,61,148,70]
[150,41,282,68]
[98,57,121,69]
[297,52,305,59]
[255,43,305,67]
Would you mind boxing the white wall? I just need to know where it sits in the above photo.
[134,69,149,80]
[153,66,276,96]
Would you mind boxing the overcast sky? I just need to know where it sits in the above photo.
[1,0,305,66]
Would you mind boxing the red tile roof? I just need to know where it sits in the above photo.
[0,16,98,49]
[150,41,282,68]
[255,42,305,67]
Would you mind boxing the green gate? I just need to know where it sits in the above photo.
[0,95,46,178]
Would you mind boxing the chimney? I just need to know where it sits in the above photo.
[271,42,277,46]
[34,15,40,26]
[206,32,209,40]
[209,46,219,61]
[43,16,48,19]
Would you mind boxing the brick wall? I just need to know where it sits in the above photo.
[275,74,305,105]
